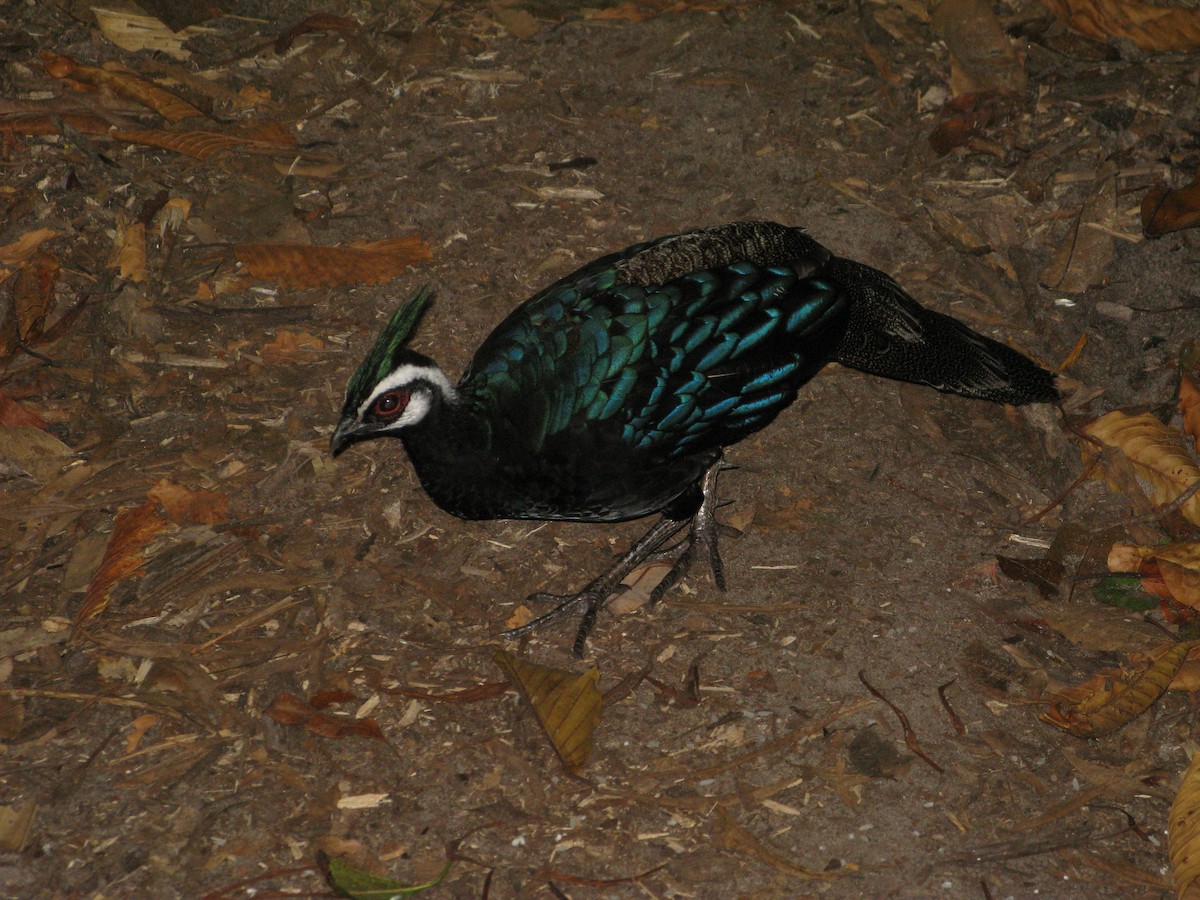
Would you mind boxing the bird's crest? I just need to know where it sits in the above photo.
[344,286,434,409]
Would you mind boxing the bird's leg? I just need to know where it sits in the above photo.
[500,460,728,656]
[501,514,688,652]
[644,460,727,605]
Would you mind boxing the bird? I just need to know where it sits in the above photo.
[330,221,1059,655]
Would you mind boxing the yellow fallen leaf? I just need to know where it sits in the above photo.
[1082,410,1200,526]
[494,648,601,773]
[1170,751,1200,897]
[1040,640,1193,737]
[0,229,57,267]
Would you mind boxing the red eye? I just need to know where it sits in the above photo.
[369,389,409,421]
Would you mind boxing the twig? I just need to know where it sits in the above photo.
[858,670,943,774]
[633,698,874,781]
[937,677,967,735]
[1025,453,1100,525]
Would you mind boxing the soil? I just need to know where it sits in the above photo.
[2,1,1198,898]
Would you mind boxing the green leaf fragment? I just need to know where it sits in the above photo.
[1091,575,1159,611]
[326,855,453,899]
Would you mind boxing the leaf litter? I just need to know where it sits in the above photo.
[2,0,1199,896]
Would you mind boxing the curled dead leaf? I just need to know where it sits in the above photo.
[12,251,58,342]
[1040,167,1116,293]
[110,220,147,283]
[608,559,673,615]
[930,0,1026,96]
[91,8,213,60]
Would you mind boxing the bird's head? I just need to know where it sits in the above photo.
[330,287,457,456]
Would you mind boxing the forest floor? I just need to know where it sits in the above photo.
[3,1,1200,897]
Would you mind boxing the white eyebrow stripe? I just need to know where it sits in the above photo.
[356,364,457,420]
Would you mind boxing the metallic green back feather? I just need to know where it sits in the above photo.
[344,286,434,409]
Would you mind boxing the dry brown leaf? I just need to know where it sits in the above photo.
[124,713,159,754]
[1171,751,1200,898]
[155,198,192,237]
[494,6,541,38]
[1058,332,1088,372]
[928,92,1020,156]
[148,479,229,525]
[40,52,204,122]
[0,229,57,268]
[0,801,36,853]
[1040,0,1200,51]
[261,330,327,363]
[111,220,147,283]
[930,0,1025,96]
[1082,410,1200,527]
[505,604,534,630]
[1144,174,1200,239]
[924,206,991,256]
[1040,640,1193,737]
[0,695,24,742]
[0,425,76,482]
[1040,167,1117,292]
[234,237,432,289]
[12,251,58,342]
[712,807,844,880]
[111,129,292,160]
[77,500,169,626]
[584,3,657,21]
[0,394,49,429]
[264,692,386,742]
[92,8,212,59]
[494,648,601,773]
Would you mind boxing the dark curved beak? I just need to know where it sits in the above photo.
[330,417,358,457]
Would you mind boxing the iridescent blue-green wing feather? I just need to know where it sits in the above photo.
[458,228,849,460]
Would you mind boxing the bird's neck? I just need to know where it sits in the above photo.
[399,398,505,519]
